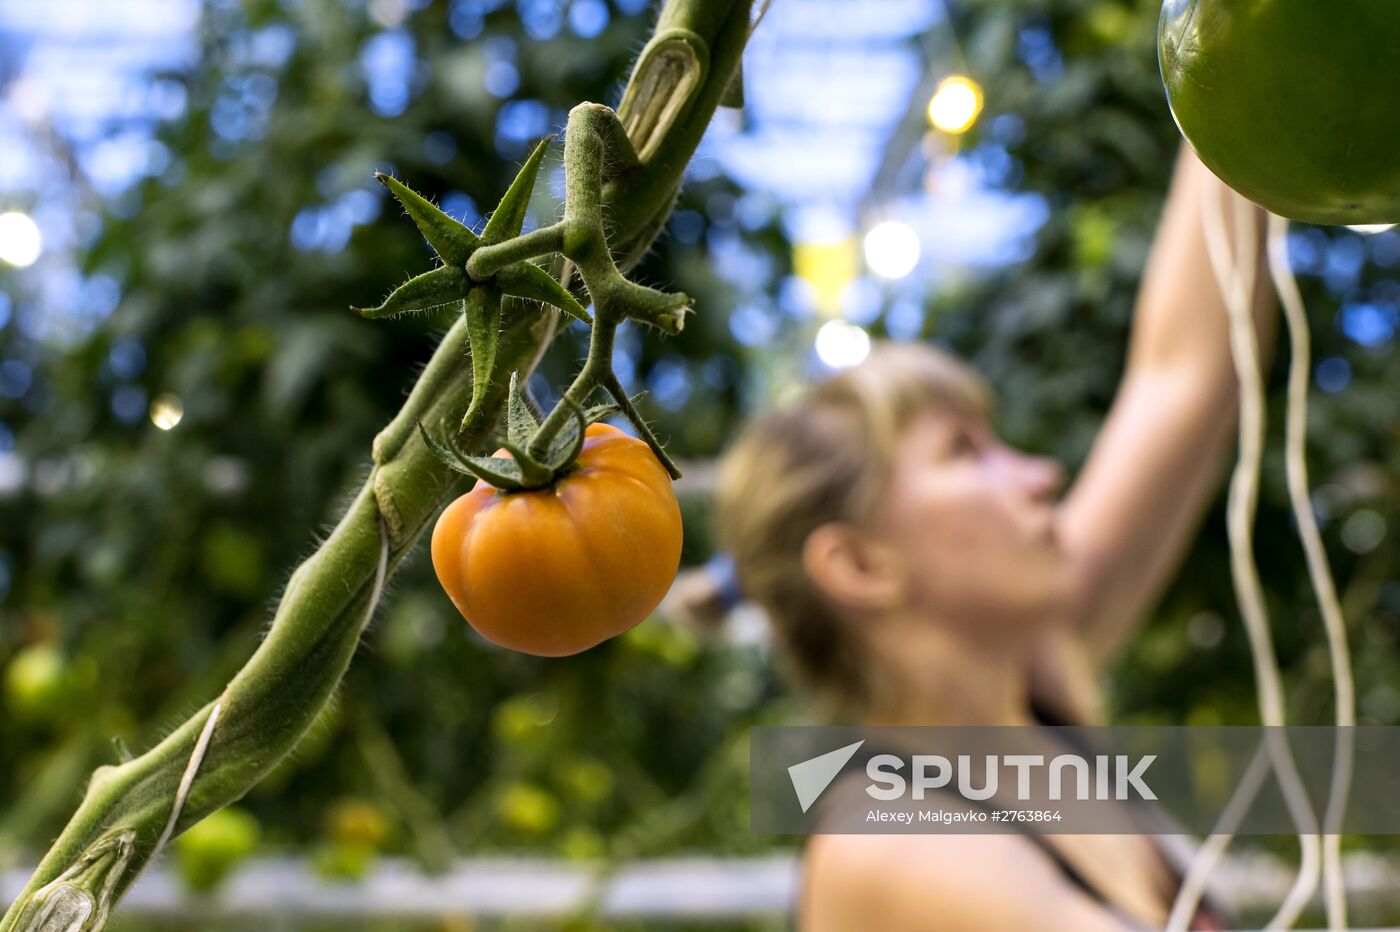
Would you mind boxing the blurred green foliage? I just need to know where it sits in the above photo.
[2,0,1398,911]
[0,0,773,875]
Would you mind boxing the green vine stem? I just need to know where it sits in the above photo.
[459,102,698,480]
[1,3,753,929]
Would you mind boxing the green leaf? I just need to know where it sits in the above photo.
[482,136,552,244]
[582,401,621,425]
[604,375,681,480]
[582,389,646,427]
[506,371,540,448]
[457,456,525,489]
[376,173,480,266]
[494,262,592,323]
[499,439,554,488]
[418,422,523,490]
[418,421,473,472]
[461,288,502,426]
[545,396,588,471]
[354,266,469,319]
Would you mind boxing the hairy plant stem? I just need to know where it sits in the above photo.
[465,224,567,281]
[464,101,689,478]
[1,2,752,929]
[522,103,688,474]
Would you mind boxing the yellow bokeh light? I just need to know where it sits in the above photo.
[0,211,43,268]
[150,393,184,431]
[792,237,858,317]
[927,75,984,135]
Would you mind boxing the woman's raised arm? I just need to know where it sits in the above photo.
[1056,143,1278,669]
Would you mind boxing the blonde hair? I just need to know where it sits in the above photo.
[715,341,991,719]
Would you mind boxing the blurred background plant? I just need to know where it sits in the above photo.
[1,0,1397,926]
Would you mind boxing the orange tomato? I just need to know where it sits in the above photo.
[431,423,683,656]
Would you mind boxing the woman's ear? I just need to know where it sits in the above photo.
[802,523,907,615]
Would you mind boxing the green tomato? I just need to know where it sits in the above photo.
[3,645,68,723]
[491,693,557,746]
[558,757,613,805]
[173,807,260,893]
[313,840,376,883]
[325,798,393,849]
[1086,3,1135,47]
[622,621,697,667]
[498,782,560,835]
[560,827,605,861]
[1160,0,1400,224]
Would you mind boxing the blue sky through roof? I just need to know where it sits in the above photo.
[0,0,1044,347]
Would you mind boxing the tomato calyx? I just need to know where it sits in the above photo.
[421,373,620,492]
[363,106,690,492]
[351,141,588,325]
[351,140,593,431]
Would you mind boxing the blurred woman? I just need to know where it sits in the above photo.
[714,145,1276,930]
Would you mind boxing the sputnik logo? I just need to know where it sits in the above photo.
[788,740,865,813]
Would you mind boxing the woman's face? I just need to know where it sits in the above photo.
[872,406,1072,629]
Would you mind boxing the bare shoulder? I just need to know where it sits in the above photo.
[800,832,1127,932]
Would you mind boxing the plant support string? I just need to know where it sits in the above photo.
[1267,211,1356,931]
[1166,176,1356,931]
[1166,177,1319,932]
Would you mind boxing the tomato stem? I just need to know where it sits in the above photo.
[465,222,568,281]
[514,102,691,476]
[526,311,616,462]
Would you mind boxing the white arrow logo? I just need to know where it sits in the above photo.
[788,740,866,813]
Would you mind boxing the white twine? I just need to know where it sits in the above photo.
[1165,743,1272,930]
[362,516,391,635]
[149,701,222,865]
[1164,178,1321,931]
[1267,211,1355,930]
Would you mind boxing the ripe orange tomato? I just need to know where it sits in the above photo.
[431,423,683,656]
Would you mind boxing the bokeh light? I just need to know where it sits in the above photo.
[863,220,920,279]
[1347,223,1397,235]
[1315,356,1352,393]
[0,212,43,268]
[1341,509,1386,554]
[927,75,983,135]
[149,393,184,430]
[792,237,857,317]
[814,319,871,368]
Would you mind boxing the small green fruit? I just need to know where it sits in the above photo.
[4,645,69,722]
[498,782,560,835]
[313,840,377,883]
[174,807,260,893]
